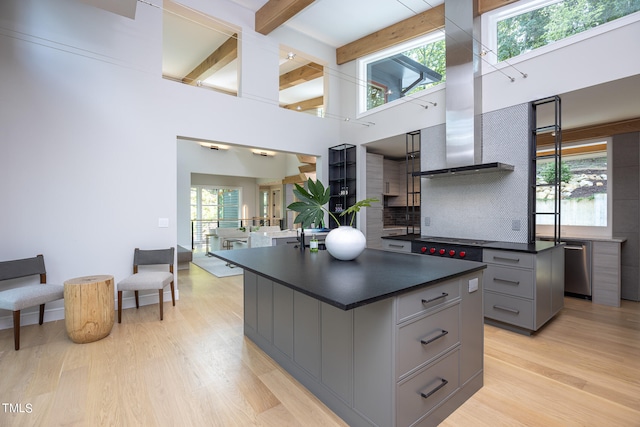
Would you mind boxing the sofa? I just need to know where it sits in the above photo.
[206,228,250,253]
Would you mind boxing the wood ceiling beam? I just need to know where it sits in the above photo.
[336,4,444,65]
[182,34,237,86]
[255,0,315,35]
[537,117,640,147]
[335,1,521,65]
[477,0,519,15]
[280,62,323,90]
[282,96,324,111]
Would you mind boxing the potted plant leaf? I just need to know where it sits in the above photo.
[287,178,378,260]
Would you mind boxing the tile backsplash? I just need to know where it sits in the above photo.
[384,207,420,227]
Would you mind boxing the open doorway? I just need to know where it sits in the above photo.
[177,138,318,252]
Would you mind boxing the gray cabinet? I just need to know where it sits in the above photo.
[592,240,622,307]
[384,159,407,207]
[382,239,412,253]
[243,269,484,427]
[383,158,402,196]
[483,246,564,333]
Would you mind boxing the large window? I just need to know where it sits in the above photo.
[359,32,445,114]
[191,186,241,241]
[536,139,609,229]
[489,0,640,63]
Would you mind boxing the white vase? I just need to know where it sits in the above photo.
[324,226,366,261]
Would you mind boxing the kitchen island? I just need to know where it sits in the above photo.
[212,245,486,427]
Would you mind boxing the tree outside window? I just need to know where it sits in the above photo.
[362,34,445,113]
[497,0,640,62]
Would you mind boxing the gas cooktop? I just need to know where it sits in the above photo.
[418,236,495,246]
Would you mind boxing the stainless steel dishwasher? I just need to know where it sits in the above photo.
[563,240,592,298]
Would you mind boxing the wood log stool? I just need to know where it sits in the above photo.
[64,275,115,344]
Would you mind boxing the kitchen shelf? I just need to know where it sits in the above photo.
[530,95,562,244]
[328,144,356,228]
[405,131,420,235]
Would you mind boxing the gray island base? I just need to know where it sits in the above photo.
[213,246,486,427]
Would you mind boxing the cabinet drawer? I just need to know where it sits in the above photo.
[396,349,460,427]
[397,303,460,379]
[484,291,534,330]
[397,280,461,323]
[484,249,535,269]
[484,265,534,298]
[382,239,412,253]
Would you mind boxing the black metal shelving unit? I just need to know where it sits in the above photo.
[405,131,421,235]
[529,95,562,244]
[328,143,356,228]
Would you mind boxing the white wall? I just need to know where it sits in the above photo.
[0,0,339,328]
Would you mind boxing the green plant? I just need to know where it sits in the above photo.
[287,178,378,228]
[540,161,571,184]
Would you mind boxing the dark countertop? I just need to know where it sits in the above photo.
[382,234,559,254]
[211,245,486,311]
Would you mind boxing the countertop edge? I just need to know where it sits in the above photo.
[211,247,486,311]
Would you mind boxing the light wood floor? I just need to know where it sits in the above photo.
[1,264,639,426]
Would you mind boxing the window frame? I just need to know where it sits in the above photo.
[481,0,640,73]
[536,137,612,238]
[357,31,446,117]
[190,185,242,228]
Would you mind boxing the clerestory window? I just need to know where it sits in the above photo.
[485,0,640,64]
[358,32,445,115]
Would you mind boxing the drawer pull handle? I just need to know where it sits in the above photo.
[565,246,584,250]
[493,256,520,263]
[422,293,448,305]
[494,278,520,286]
[420,330,449,346]
[389,244,405,248]
[419,379,448,399]
[493,305,520,314]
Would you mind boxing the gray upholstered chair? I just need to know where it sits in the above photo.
[117,247,175,323]
[0,255,64,350]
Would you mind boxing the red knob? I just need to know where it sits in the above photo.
[459,251,466,258]
[421,246,427,253]
[449,250,456,257]
[439,249,446,255]
[429,247,436,254]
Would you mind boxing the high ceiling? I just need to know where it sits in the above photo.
[161,0,640,159]
[229,0,443,48]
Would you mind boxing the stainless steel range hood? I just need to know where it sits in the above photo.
[415,1,514,178]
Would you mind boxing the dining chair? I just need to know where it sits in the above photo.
[0,255,64,350]
[117,247,175,323]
